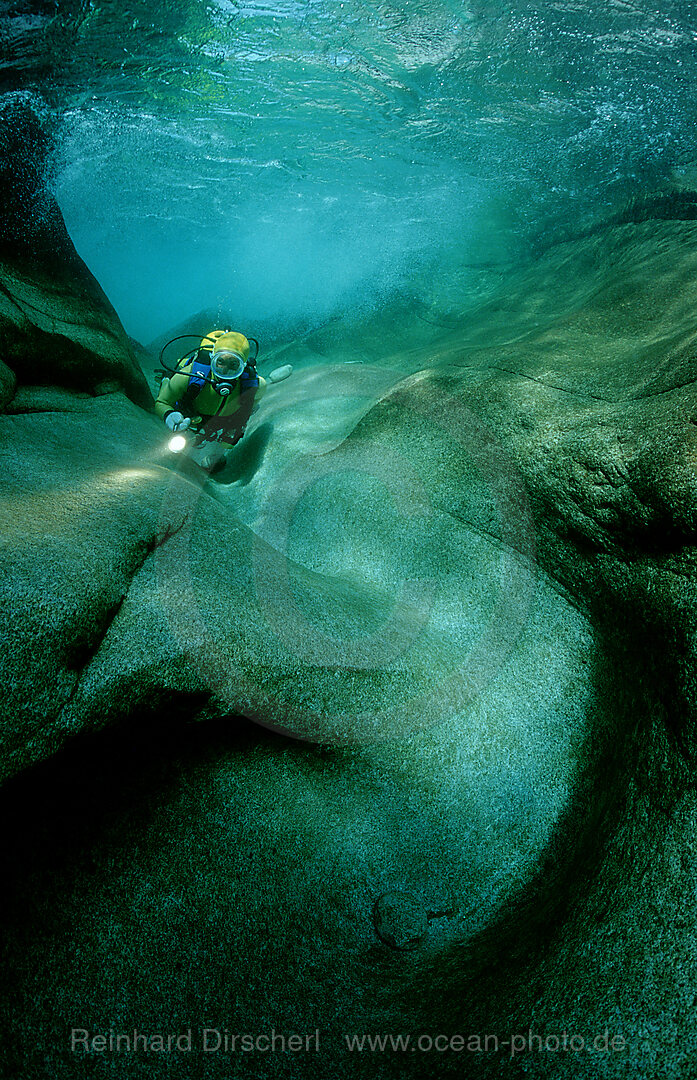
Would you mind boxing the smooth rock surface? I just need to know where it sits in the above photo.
[1,209,697,1080]
[0,92,152,410]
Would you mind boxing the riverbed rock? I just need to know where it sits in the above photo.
[0,92,152,410]
[1,207,697,1080]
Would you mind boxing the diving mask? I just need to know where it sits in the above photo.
[211,349,245,381]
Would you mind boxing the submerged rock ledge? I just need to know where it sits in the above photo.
[0,93,152,411]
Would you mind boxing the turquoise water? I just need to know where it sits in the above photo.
[4,0,696,341]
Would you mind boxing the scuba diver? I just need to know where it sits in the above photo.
[155,329,266,473]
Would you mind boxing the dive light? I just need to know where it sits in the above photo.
[168,433,188,454]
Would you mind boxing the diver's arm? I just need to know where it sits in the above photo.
[246,375,266,419]
[155,371,190,422]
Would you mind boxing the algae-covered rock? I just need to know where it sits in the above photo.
[0,389,181,783]
[0,358,16,408]
[0,92,152,410]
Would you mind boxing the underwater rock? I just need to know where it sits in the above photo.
[0,357,16,409]
[0,388,182,784]
[0,92,152,410]
[0,276,606,1078]
[1,210,697,1078]
[372,892,429,950]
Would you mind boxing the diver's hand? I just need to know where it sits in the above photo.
[165,411,191,432]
